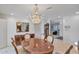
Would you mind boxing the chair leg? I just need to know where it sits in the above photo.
[65,45,73,54]
[11,42,18,54]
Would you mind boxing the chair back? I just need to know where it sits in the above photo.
[14,35,23,45]
[47,35,54,44]
[24,34,30,39]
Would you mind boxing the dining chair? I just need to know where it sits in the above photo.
[53,39,73,54]
[12,41,29,54]
[11,38,29,54]
[24,34,30,40]
[65,45,73,54]
[47,35,54,44]
[14,35,22,45]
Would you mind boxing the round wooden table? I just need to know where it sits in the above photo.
[22,38,54,54]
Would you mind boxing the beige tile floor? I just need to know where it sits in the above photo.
[0,46,16,54]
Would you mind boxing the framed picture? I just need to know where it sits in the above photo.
[64,25,71,31]
[16,22,29,32]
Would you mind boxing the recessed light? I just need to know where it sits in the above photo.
[10,13,14,15]
[74,42,78,46]
[75,11,79,14]
[58,16,61,18]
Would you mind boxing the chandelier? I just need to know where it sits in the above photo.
[31,4,41,24]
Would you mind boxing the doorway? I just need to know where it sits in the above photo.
[0,19,7,48]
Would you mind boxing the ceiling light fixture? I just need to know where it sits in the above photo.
[10,13,14,16]
[75,11,79,15]
[31,4,41,24]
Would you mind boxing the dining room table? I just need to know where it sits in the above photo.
[21,38,54,54]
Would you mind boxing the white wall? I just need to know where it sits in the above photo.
[63,15,79,43]
[7,18,16,46]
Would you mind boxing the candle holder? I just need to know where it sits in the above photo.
[36,43,39,47]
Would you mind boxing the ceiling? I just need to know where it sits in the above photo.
[0,4,79,19]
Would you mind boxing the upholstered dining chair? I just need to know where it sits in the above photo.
[47,35,54,44]
[11,38,29,54]
[24,34,30,40]
[14,35,22,45]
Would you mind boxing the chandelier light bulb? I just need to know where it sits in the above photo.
[31,4,41,24]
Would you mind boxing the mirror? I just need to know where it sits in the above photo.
[16,22,29,32]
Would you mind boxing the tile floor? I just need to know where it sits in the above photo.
[0,43,78,54]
